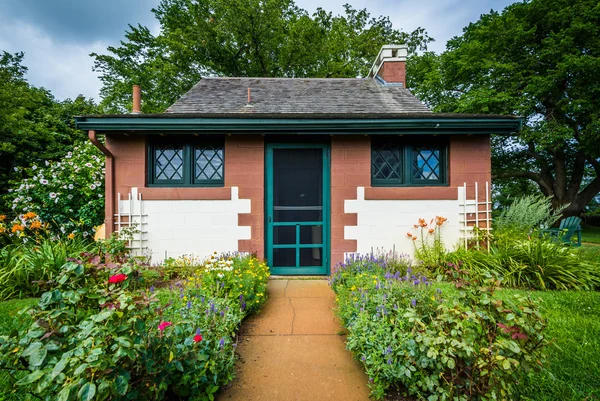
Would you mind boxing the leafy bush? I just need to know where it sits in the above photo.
[184,252,270,314]
[495,195,565,234]
[331,256,548,400]
[0,252,269,400]
[441,236,600,290]
[7,141,104,236]
[0,219,93,300]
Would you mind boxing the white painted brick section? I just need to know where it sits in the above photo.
[344,187,462,258]
[119,187,251,264]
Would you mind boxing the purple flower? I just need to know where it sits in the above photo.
[219,338,225,348]
[186,300,192,309]
[361,355,366,362]
[196,328,201,335]
[149,286,155,293]
[220,311,225,317]
[387,358,392,365]
[411,299,417,307]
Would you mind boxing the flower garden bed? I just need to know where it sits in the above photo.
[0,250,269,401]
[331,254,548,400]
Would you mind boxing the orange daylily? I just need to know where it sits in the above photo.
[30,221,42,230]
[23,212,37,220]
[0,215,6,221]
[428,228,435,234]
[11,224,24,233]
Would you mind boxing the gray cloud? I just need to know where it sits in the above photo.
[0,0,517,100]
[0,0,160,44]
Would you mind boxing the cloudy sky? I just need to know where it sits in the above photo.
[0,0,516,101]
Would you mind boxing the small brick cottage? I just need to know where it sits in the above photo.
[76,45,521,275]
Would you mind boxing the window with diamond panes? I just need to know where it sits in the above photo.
[372,144,403,185]
[412,146,442,183]
[154,145,184,183]
[149,138,224,187]
[371,139,447,186]
[194,145,224,185]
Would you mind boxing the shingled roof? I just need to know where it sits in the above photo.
[166,77,431,115]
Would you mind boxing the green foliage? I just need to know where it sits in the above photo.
[406,216,449,272]
[495,195,565,233]
[409,0,600,215]
[184,253,270,314]
[0,251,269,400]
[0,51,99,209]
[0,236,93,301]
[441,237,600,291]
[7,141,104,236]
[331,260,548,400]
[92,0,433,113]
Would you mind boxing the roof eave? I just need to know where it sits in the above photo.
[75,116,522,135]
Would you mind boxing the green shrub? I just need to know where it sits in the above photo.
[494,195,565,234]
[0,251,269,400]
[442,236,600,290]
[332,257,548,400]
[7,141,104,236]
[0,236,92,300]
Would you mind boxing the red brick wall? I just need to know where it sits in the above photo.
[105,134,265,258]
[105,133,490,270]
[378,61,406,86]
[329,134,491,267]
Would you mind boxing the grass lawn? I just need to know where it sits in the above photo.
[500,289,600,400]
[582,224,600,244]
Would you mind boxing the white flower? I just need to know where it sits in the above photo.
[85,163,93,168]
[90,184,96,190]
[67,194,73,199]
[8,189,12,193]
[45,160,49,166]
[83,232,89,237]
[32,165,37,170]
[67,152,72,158]
[94,181,101,186]
[68,184,74,190]
[13,167,18,172]
[49,192,57,199]
[40,179,49,185]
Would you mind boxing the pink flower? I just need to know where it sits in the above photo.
[108,274,127,284]
[158,321,173,331]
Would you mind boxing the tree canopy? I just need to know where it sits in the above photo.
[92,0,433,113]
[0,51,99,213]
[409,0,600,215]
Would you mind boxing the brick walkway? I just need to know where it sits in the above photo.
[217,279,371,401]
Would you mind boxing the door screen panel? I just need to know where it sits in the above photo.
[267,145,328,275]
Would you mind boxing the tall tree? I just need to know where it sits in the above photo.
[92,0,433,113]
[409,0,600,216]
[0,51,98,210]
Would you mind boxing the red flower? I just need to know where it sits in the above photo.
[108,273,128,284]
[158,321,173,331]
[193,334,203,343]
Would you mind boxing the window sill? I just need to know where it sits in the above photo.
[140,186,232,200]
[364,186,458,200]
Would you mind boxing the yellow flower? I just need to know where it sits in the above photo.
[350,286,356,291]
[431,296,436,301]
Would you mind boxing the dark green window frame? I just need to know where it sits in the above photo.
[371,137,448,187]
[148,137,225,187]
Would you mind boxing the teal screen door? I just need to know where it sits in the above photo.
[266,143,329,275]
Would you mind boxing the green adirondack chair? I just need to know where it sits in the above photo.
[542,216,582,246]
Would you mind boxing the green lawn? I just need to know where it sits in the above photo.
[582,224,600,244]
[501,289,600,400]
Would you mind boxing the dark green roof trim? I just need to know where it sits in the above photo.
[75,115,522,135]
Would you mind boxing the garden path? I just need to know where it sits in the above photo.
[217,279,371,401]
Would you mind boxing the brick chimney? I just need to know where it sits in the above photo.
[368,44,408,87]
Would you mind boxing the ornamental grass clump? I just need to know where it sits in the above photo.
[331,256,548,400]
